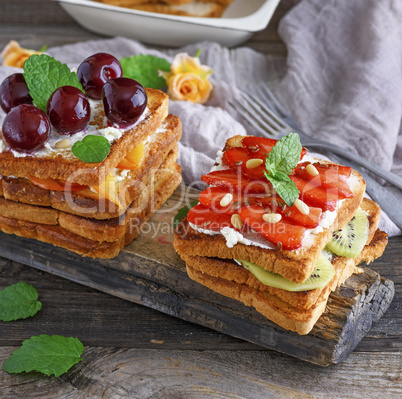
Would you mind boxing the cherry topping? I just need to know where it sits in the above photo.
[2,104,50,153]
[102,77,147,127]
[77,53,123,100]
[0,73,33,113]
[47,86,90,135]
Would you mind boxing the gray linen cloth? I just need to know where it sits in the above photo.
[0,0,400,236]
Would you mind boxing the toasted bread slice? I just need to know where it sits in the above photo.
[179,198,382,311]
[0,162,181,259]
[0,147,179,242]
[126,1,226,17]
[174,135,366,284]
[0,88,169,187]
[0,114,181,219]
[183,226,388,335]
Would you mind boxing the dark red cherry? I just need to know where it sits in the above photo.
[47,86,90,135]
[102,78,147,127]
[0,73,33,113]
[77,53,122,100]
[2,104,50,153]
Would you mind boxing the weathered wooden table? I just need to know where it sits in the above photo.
[0,1,401,397]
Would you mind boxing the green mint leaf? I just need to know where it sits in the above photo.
[266,132,302,176]
[0,282,42,322]
[174,200,198,229]
[120,54,171,89]
[72,135,111,163]
[263,133,302,206]
[3,335,84,377]
[265,173,300,207]
[39,45,47,52]
[23,54,83,111]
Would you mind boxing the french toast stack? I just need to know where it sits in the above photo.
[0,87,182,259]
[95,0,233,18]
[174,135,388,335]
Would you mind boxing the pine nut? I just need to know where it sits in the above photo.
[55,138,71,149]
[231,214,244,229]
[306,163,319,176]
[294,198,310,215]
[262,213,282,223]
[246,158,263,169]
[220,193,233,207]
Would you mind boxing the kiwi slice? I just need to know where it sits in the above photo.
[325,207,369,258]
[237,255,335,292]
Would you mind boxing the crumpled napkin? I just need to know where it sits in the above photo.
[0,0,400,236]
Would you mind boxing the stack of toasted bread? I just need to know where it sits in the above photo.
[0,88,182,259]
[94,0,233,17]
[174,135,388,335]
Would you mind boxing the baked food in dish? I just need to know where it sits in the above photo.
[174,134,388,334]
[94,0,233,18]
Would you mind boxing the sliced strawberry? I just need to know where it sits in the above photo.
[187,204,234,232]
[248,196,322,228]
[242,136,307,160]
[290,175,340,212]
[239,205,306,250]
[201,170,272,194]
[198,187,242,215]
[222,147,266,180]
[295,162,353,199]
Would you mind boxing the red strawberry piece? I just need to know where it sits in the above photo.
[248,195,322,228]
[242,136,307,160]
[198,187,242,215]
[222,147,266,180]
[187,204,234,232]
[239,205,306,250]
[295,162,353,198]
[201,170,272,194]
[290,175,339,212]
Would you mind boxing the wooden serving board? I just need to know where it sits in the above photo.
[0,187,395,366]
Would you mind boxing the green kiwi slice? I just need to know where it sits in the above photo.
[237,254,335,292]
[325,207,369,258]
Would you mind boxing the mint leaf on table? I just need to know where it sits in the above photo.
[174,200,198,229]
[72,135,111,163]
[0,282,42,322]
[264,133,302,207]
[120,54,171,89]
[3,335,85,377]
[23,54,83,111]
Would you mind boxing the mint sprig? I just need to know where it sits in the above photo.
[120,54,171,89]
[3,335,85,377]
[263,133,302,207]
[0,282,42,322]
[23,54,83,111]
[174,200,198,229]
[72,135,111,163]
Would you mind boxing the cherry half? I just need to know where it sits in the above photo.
[102,77,147,128]
[2,104,50,153]
[47,86,91,135]
[0,73,33,113]
[77,53,123,100]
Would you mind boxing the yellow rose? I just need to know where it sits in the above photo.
[1,40,42,68]
[161,52,213,104]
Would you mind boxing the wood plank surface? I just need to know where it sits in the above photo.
[0,187,396,367]
[0,0,401,397]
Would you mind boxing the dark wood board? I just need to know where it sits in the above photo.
[0,187,395,366]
